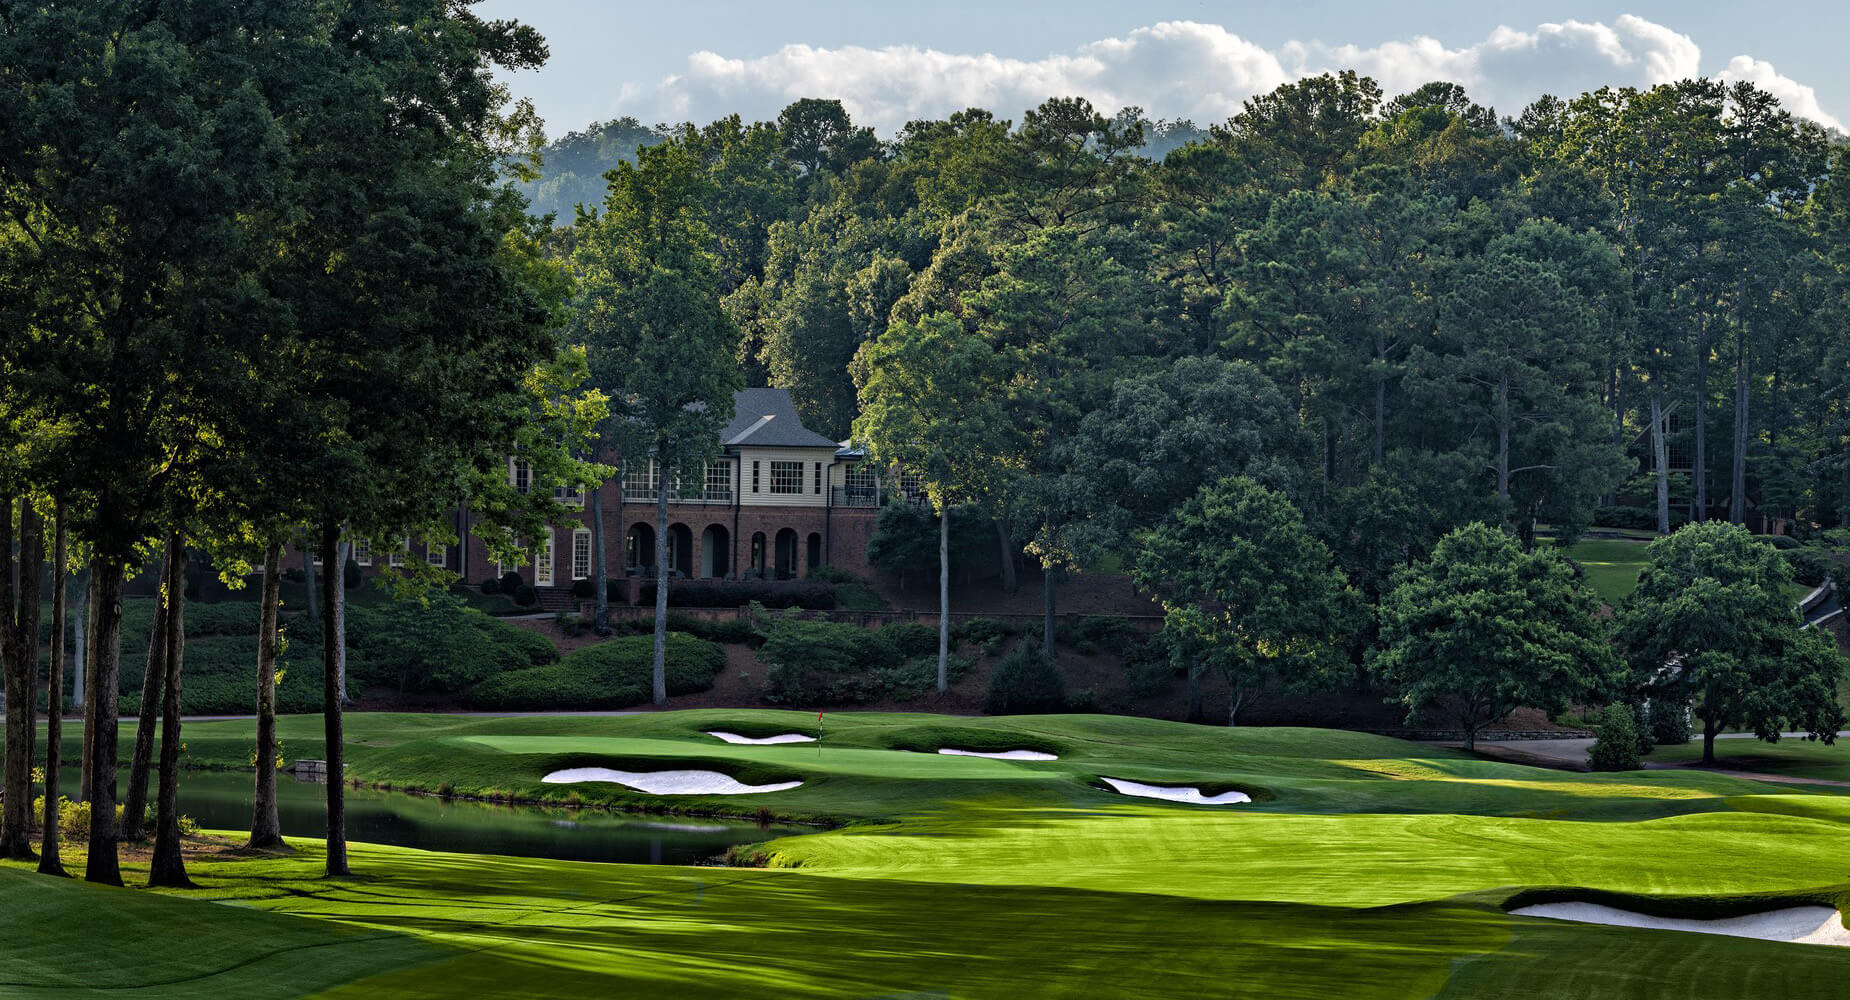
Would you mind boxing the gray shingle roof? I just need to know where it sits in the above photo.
[721,388,841,449]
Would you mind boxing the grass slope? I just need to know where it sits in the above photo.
[11,710,1850,998]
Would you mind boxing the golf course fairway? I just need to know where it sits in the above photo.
[4,710,1849,997]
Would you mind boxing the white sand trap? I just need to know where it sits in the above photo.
[1512,903,1850,946]
[938,748,1058,761]
[707,731,816,745]
[1102,777,1251,805]
[541,768,802,795]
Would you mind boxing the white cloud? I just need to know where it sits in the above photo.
[1716,55,1845,133]
[616,16,1838,135]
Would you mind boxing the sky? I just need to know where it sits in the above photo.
[473,2,1850,138]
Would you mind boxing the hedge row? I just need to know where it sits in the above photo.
[757,613,966,705]
[634,579,837,610]
[466,633,725,710]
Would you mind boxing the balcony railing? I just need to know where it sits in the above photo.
[622,486,734,504]
[829,485,882,508]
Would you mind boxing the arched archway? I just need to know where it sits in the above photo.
[774,528,798,580]
[806,532,822,574]
[701,524,730,579]
[625,523,654,575]
[667,523,694,578]
[749,532,767,578]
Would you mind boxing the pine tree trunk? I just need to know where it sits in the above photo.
[334,540,349,704]
[994,519,1016,594]
[319,522,349,876]
[1041,566,1057,663]
[84,557,126,886]
[1651,395,1672,535]
[121,557,168,842]
[590,478,611,635]
[1730,332,1749,526]
[1694,306,1709,521]
[148,535,191,888]
[937,507,949,696]
[652,478,670,707]
[1,497,44,859]
[39,502,68,876]
[250,540,284,849]
[76,570,95,804]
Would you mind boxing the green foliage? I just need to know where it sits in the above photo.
[480,577,502,595]
[984,641,1067,715]
[756,612,963,705]
[467,633,724,710]
[512,584,537,607]
[1372,522,1616,746]
[878,622,941,659]
[499,571,523,594]
[343,558,363,590]
[1587,704,1642,772]
[951,617,1026,653]
[1616,522,1847,757]
[1642,699,1693,748]
[1136,477,1361,724]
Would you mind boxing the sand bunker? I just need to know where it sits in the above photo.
[1101,777,1251,805]
[1511,903,1849,946]
[707,731,816,745]
[938,748,1058,761]
[541,768,802,795]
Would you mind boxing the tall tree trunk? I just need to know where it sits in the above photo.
[39,502,68,876]
[1495,373,1512,502]
[249,540,284,849]
[590,476,611,636]
[652,477,670,707]
[993,519,1017,594]
[1227,682,1243,728]
[71,566,86,715]
[1,497,44,858]
[301,543,318,623]
[1730,332,1749,526]
[937,507,949,695]
[1041,566,1057,663]
[1373,339,1387,467]
[334,540,349,704]
[121,556,169,842]
[1651,395,1672,535]
[1701,720,1717,766]
[75,569,94,803]
[148,535,191,887]
[84,556,126,886]
[319,522,349,876]
[1694,306,1709,521]
[1185,667,1203,723]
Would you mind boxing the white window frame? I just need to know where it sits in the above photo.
[769,460,803,495]
[425,542,446,568]
[390,536,408,567]
[572,528,593,580]
[535,531,555,587]
[353,538,371,567]
[510,456,532,494]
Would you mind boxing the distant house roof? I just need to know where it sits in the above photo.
[721,388,842,449]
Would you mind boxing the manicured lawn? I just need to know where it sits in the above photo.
[11,710,1850,997]
[1653,737,1850,784]
[1552,538,1652,604]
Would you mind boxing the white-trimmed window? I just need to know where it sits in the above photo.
[572,528,593,580]
[353,538,371,566]
[899,472,927,502]
[751,460,760,493]
[705,461,731,500]
[770,460,803,495]
[555,482,583,507]
[510,457,532,494]
[624,460,659,499]
[845,464,876,491]
[813,461,823,495]
[390,536,408,567]
[535,531,555,587]
[425,543,446,568]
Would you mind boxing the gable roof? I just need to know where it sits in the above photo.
[721,388,841,449]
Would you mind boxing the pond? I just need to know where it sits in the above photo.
[177,770,800,866]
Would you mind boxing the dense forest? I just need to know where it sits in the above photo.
[531,78,1850,584]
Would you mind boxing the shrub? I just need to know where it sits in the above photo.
[1643,698,1693,747]
[467,633,725,710]
[1763,534,1802,550]
[1786,547,1832,588]
[635,579,836,610]
[555,612,587,638]
[1060,613,1137,654]
[1591,505,1657,531]
[951,617,1022,652]
[1587,703,1642,771]
[758,612,906,705]
[984,640,1067,715]
[879,622,941,659]
[804,566,859,585]
[481,577,502,595]
[512,583,537,606]
[499,570,524,594]
[570,578,596,599]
